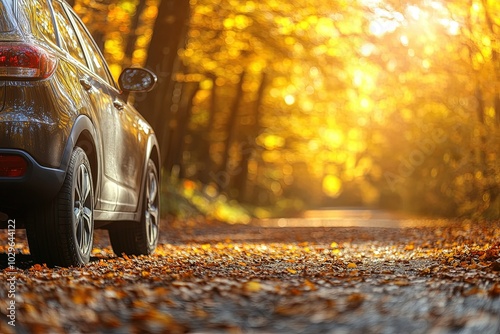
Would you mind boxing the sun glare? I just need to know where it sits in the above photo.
[407,5,421,20]
[367,6,404,36]
[284,94,296,105]
[365,0,462,37]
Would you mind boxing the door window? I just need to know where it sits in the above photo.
[52,1,86,66]
[68,12,115,87]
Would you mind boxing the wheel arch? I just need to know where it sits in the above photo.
[148,139,161,176]
[75,130,98,193]
[135,134,161,221]
[62,115,101,197]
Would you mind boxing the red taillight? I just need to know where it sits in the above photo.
[0,43,57,79]
[0,155,28,177]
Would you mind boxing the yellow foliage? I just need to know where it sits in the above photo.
[74,0,500,218]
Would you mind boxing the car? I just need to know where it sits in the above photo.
[0,0,161,267]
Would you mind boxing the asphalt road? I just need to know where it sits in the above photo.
[1,211,499,333]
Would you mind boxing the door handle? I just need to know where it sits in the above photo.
[79,78,92,91]
[113,100,124,111]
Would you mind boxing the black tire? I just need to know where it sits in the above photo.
[109,159,160,256]
[27,147,94,267]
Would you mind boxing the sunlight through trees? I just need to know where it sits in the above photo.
[73,0,499,219]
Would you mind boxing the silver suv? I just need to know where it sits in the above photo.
[0,0,161,266]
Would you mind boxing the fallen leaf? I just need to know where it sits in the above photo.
[243,281,261,293]
[346,293,365,309]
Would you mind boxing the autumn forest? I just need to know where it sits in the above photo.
[71,0,499,220]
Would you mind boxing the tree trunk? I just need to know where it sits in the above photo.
[219,71,246,191]
[169,81,200,179]
[93,31,105,53]
[492,50,500,128]
[495,94,500,128]
[234,72,268,202]
[198,74,217,184]
[475,87,487,167]
[136,0,191,167]
[123,0,148,68]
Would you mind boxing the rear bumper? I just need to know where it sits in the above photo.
[0,149,65,213]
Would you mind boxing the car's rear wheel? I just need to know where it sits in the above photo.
[109,159,159,256]
[27,147,94,267]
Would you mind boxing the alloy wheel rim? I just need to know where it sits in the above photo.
[145,166,159,248]
[73,163,93,256]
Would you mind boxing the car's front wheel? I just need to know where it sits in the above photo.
[27,147,94,267]
[109,159,160,256]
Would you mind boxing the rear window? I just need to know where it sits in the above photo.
[0,0,57,46]
[0,0,17,32]
[17,0,57,46]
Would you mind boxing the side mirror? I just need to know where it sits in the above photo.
[118,67,157,93]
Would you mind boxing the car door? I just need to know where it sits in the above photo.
[63,3,146,213]
[52,1,118,211]
[102,91,149,212]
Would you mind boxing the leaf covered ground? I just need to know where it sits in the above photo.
[1,217,500,333]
